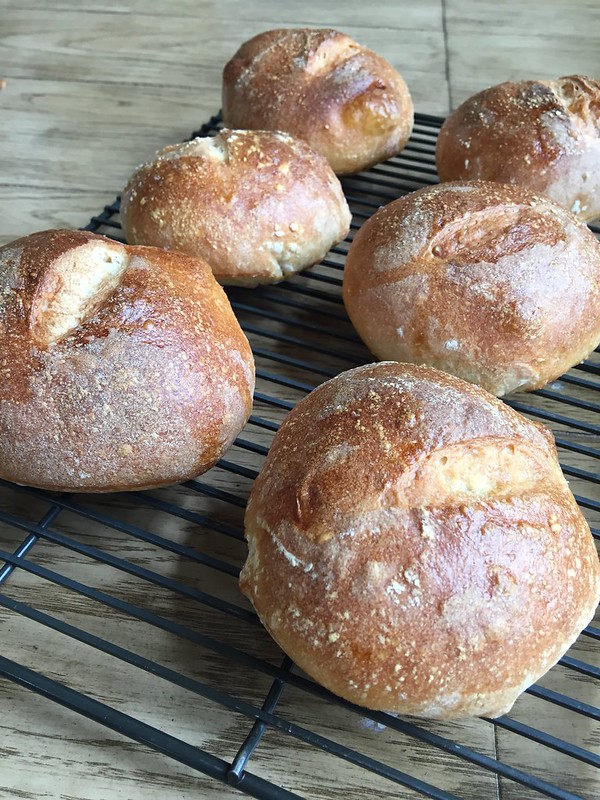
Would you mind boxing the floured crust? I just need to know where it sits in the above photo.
[121,129,351,287]
[342,181,600,396]
[222,28,414,174]
[0,229,255,491]
[436,76,600,221]
[241,362,600,719]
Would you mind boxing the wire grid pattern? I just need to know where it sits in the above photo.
[0,113,598,800]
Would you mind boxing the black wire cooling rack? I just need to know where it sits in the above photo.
[0,113,598,800]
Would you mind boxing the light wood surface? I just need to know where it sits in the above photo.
[0,2,599,799]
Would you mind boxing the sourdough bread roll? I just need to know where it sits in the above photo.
[343,181,600,396]
[436,76,600,221]
[0,229,255,491]
[121,129,351,287]
[241,362,600,719]
[222,28,414,175]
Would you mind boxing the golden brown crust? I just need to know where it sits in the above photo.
[241,362,600,719]
[0,229,255,491]
[121,129,351,287]
[342,181,600,396]
[222,28,414,174]
[436,76,600,221]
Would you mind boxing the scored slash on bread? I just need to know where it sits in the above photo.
[30,237,130,346]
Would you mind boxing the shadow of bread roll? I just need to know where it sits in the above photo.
[222,28,414,175]
[241,362,600,719]
[343,181,600,396]
[0,229,255,491]
[436,76,600,222]
[121,129,351,287]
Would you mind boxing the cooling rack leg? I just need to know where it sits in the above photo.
[0,655,302,800]
[0,503,64,585]
[228,656,294,786]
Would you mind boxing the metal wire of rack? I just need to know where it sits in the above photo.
[0,112,598,800]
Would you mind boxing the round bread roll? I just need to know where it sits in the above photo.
[343,181,600,396]
[241,362,600,719]
[222,28,414,175]
[436,76,600,222]
[0,229,255,491]
[121,129,351,287]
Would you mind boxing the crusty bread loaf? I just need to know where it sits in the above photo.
[0,229,255,491]
[436,76,600,222]
[121,129,351,287]
[222,28,414,175]
[241,362,600,719]
[343,181,600,396]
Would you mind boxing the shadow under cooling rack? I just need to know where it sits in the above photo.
[0,113,598,800]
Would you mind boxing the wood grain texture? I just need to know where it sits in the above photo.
[0,2,599,799]
[0,1,447,245]
[444,0,600,108]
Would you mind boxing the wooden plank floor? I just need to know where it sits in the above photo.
[0,2,599,799]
